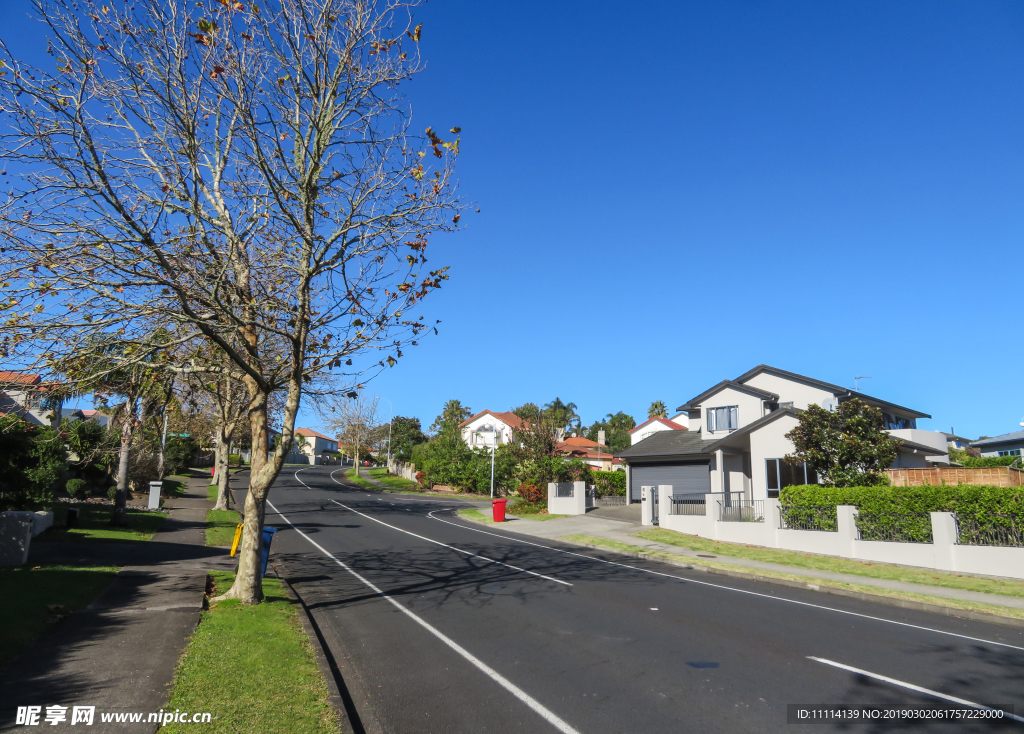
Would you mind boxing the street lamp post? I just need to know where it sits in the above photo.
[486,422,497,499]
[380,397,393,469]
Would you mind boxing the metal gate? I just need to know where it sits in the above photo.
[652,487,659,526]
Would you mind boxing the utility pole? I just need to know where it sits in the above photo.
[380,397,394,469]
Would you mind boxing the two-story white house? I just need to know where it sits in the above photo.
[458,410,524,448]
[616,365,950,502]
[628,416,687,445]
[294,428,343,464]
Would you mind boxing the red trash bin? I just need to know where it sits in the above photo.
[491,498,507,522]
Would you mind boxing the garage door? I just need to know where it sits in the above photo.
[630,463,710,500]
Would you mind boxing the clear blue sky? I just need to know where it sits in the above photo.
[7,1,1022,440]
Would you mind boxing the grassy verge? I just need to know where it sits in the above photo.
[207,509,242,547]
[459,508,493,523]
[163,571,338,734]
[0,564,120,667]
[39,506,166,543]
[343,467,379,491]
[635,527,1024,599]
[366,467,420,490]
[562,534,1024,622]
[163,476,188,498]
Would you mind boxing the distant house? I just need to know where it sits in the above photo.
[556,436,615,471]
[616,364,948,503]
[629,417,687,445]
[294,428,342,462]
[458,410,525,448]
[0,371,51,426]
[940,432,974,451]
[972,431,1024,459]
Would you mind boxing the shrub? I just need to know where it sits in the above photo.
[228,453,241,465]
[164,436,199,476]
[592,470,626,496]
[107,486,118,500]
[0,415,66,511]
[516,483,545,503]
[415,470,427,486]
[780,483,1024,541]
[66,478,87,497]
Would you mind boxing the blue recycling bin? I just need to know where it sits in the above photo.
[260,527,278,578]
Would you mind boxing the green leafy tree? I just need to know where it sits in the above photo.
[542,397,579,441]
[430,400,473,434]
[0,415,66,511]
[584,411,636,453]
[648,400,667,419]
[390,416,427,462]
[511,403,541,423]
[785,399,901,487]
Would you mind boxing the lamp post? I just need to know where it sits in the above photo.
[486,422,497,499]
[380,397,393,468]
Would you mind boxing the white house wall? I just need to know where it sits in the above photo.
[741,372,837,411]
[698,386,769,435]
[461,415,515,447]
[748,413,802,500]
[631,421,676,445]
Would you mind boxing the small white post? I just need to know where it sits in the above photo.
[573,481,587,515]
[930,512,957,572]
[147,480,162,511]
[837,505,859,559]
[640,486,654,526]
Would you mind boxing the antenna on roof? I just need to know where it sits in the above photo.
[854,376,872,392]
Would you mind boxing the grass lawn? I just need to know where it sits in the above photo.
[635,527,1024,599]
[343,467,378,491]
[366,467,420,490]
[162,571,338,734]
[458,508,567,524]
[0,564,119,667]
[163,476,189,497]
[561,534,1024,622]
[38,505,166,543]
[207,509,243,547]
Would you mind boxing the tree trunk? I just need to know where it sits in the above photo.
[212,436,231,511]
[111,405,135,526]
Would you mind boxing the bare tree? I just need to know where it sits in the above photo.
[0,0,462,603]
[324,392,379,476]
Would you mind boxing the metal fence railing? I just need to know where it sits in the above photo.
[779,505,838,532]
[856,512,932,543]
[555,484,575,498]
[669,493,707,516]
[718,499,764,523]
[956,514,1024,547]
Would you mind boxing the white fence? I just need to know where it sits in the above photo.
[642,486,1024,581]
[548,481,588,515]
[387,459,418,481]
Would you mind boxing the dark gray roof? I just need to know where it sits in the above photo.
[615,429,715,460]
[973,430,1024,447]
[675,379,778,412]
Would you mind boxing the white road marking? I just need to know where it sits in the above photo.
[266,498,583,734]
[807,657,1024,722]
[292,470,570,586]
[424,510,1024,652]
[328,499,571,587]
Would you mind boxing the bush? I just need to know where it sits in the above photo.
[107,486,118,500]
[0,415,66,511]
[66,478,87,497]
[415,470,426,486]
[516,483,545,503]
[964,456,1019,468]
[780,483,1024,541]
[164,436,200,476]
[592,470,626,496]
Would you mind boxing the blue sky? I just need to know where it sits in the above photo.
[8,1,1022,439]
[353,0,1023,440]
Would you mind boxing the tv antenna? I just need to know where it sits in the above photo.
[854,376,872,392]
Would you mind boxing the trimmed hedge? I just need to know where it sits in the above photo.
[591,470,626,496]
[780,484,1024,543]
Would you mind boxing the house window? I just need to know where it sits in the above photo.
[707,406,738,433]
[998,449,1022,457]
[765,459,818,499]
[882,412,916,430]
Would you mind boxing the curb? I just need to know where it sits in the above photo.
[271,564,356,734]
[558,539,1024,630]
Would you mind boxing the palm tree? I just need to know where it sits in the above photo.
[431,399,473,434]
[543,398,579,441]
[648,400,668,419]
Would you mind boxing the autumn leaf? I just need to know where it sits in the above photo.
[450,126,461,134]
[407,23,422,41]
[452,214,460,224]
[189,33,211,46]
[161,184,170,193]
[209,65,226,79]
[197,18,216,32]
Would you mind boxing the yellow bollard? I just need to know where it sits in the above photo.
[230,524,244,556]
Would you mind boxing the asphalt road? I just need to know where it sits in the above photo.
[265,466,1024,733]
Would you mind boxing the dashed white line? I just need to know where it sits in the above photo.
[266,496,583,734]
[808,657,1024,722]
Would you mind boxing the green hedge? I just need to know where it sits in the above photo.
[591,470,626,496]
[780,484,1024,543]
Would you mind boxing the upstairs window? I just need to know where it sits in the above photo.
[998,449,1022,457]
[707,406,738,433]
[882,412,916,430]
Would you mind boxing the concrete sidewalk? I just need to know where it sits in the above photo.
[483,511,1024,613]
[0,473,235,733]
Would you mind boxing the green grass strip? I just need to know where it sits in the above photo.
[562,534,1024,622]
[162,572,338,734]
[343,467,379,491]
[39,506,166,543]
[366,467,420,490]
[458,508,494,523]
[0,564,119,667]
[207,509,242,547]
[635,527,1024,599]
